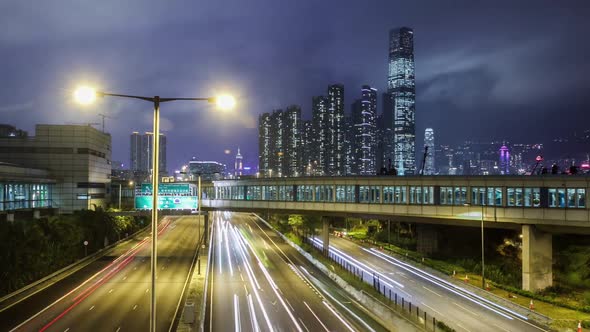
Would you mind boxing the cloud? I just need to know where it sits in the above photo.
[0,101,34,112]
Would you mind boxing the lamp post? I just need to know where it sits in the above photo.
[74,86,235,332]
[464,202,485,289]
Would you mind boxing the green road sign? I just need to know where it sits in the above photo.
[135,195,198,210]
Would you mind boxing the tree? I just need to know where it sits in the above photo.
[288,215,304,236]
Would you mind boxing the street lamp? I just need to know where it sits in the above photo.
[464,202,485,289]
[74,86,235,332]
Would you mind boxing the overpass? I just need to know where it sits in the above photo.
[200,175,590,291]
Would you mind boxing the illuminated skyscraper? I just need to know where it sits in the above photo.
[499,144,510,175]
[328,84,345,175]
[312,96,328,175]
[234,147,243,177]
[258,113,272,176]
[424,128,435,175]
[352,85,378,175]
[388,27,416,175]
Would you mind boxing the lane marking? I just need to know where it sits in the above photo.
[303,301,330,332]
[146,288,149,293]
[133,304,138,310]
[234,294,240,332]
[421,302,443,317]
[423,286,442,297]
[108,289,113,294]
[453,302,479,317]
[116,327,121,332]
[322,300,355,332]
[64,329,70,332]
[88,305,95,311]
[298,318,310,332]
[457,323,472,332]
[122,276,127,280]
[493,323,511,332]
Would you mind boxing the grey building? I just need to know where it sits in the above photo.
[424,128,435,175]
[388,27,416,175]
[188,160,226,181]
[0,124,111,213]
[0,124,27,138]
[258,113,272,176]
[130,131,167,176]
[283,105,303,177]
[328,84,345,175]
[312,96,329,175]
[352,86,378,175]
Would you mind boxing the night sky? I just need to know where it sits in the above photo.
[1,1,589,171]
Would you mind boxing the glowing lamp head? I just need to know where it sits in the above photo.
[214,94,236,111]
[74,86,97,105]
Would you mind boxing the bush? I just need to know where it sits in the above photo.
[436,320,456,332]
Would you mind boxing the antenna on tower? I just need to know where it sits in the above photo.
[98,113,113,132]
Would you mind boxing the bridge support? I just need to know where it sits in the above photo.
[322,217,330,256]
[522,225,552,291]
[416,224,439,256]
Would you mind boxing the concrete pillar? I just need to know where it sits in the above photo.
[322,217,330,256]
[416,224,438,256]
[522,225,552,291]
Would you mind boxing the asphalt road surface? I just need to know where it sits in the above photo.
[311,234,550,332]
[205,211,417,332]
[7,216,201,332]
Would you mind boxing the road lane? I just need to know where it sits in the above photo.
[207,211,414,332]
[11,216,202,332]
[315,235,549,332]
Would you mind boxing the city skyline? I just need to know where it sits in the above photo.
[1,1,589,170]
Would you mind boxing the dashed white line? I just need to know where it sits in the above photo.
[421,302,443,317]
[145,288,149,293]
[298,318,310,332]
[423,286,442,297]
[133,304,138,310]
[108,289,114,294]
[89,305,95,311]
[116,327,121,332]
[64,328,70,332]
[453,302,479,317]
[493,323,511,332]
[457,323,472,332]
[122,276,127,280]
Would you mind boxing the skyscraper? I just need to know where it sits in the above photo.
[234,147,243,177]
[130,131,166,175]
[499,144,510,175]
[388,27,416,175]
[258,107,303,177]
[424,128,435,175]
[328,84,345,175]
[312,95,329,175]
[283,105,302,177]
[352,85,378,175]
[258,113,272,176]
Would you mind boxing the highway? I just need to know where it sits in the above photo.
[310,234,550,332]
[206,212,416,332]
[7,216,202,332]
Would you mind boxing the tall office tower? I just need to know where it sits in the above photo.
[343,115,355,175]
[258,113,272,176]
[424,128,435,175]
[130,132,142,171]
[377,92,394,172]
[301,120,315,175]
[388,27,416,175]
[283,105,303,177]
[130,131,166,175]
[142,132,167,175]
[499,144,510,175]
[234,147,243,177]
[352,86,378,175]
[312,96,329,175]
[328,84,345,175]
[269,110,284,176]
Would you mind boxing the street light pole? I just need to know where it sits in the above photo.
[481,204,485,290]
[150,96,160,332]
[73,87,235,332]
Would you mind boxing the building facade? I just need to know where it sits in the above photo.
[130,131,167,176]
[258,113,272,176]
[328,84,345,175]
[234,148,243,177]
[388,27,416,175]
[424,128,435,175]
[352,86,378,175]
[0,125,111,213]
[188,160,226,181]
